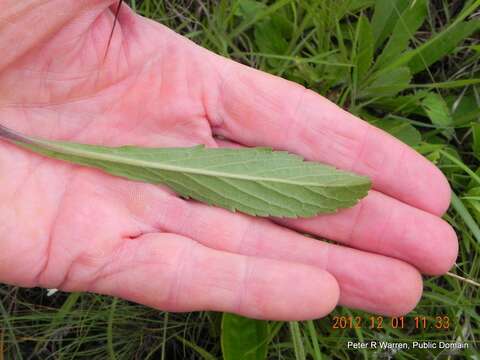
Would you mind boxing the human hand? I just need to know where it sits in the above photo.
[0,0,457,320]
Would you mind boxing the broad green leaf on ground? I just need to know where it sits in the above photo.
[229,0,292,40]
[371,0,410,48]
[370,118,422,147]
[354,15,374,82]
[372,92,427,115]
[221,314,268,360]
[235,0,267,22]
[422,92,454,139]
[360,66,411,98]
[254,13,291,55]
[422,93,452,127]
[450,95,480,126]
[0,125,370,218]
[374,0,428,69]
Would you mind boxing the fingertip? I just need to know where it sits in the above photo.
[284,267,340,320]
[395,148,452,216]
[332,250,424,317]
[311,270,340,318]
[399,209,459,275]
[427,165,452,216]
[387,263,423,317]
[244,261,340,321]
[422,221,458,276]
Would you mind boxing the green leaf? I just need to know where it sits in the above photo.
[407,19,480,74]
[422,93,452,127]
[375,0,428,69]
[343,0,375,13]
[221,314,268,360]
[360,66,412,98]
[374,0,480,75]
[379,18,480,75]
[229,0,292,40]
[450,94,480,126]
[254,14,291,55]
[0,125,370,218]
[235,0,267,22]
[371,0,410,48]
[422,92,454,139]
[371,118,422,147]
[371,92,427,115]
[354,15,374,82]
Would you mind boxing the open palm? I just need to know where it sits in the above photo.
[0,1,458,320]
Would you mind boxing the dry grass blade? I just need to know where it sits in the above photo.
[103,0,123,62]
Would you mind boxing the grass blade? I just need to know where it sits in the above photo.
[306,320,322,360]
[288,321,306,360]
[107,297,118,360]
[451,192,480,245]
[174,336,217,360]
[0,299,22,360]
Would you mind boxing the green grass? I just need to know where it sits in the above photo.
[1,0,480,358]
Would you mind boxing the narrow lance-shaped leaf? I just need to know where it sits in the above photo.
[374,0,428,70]
[0,124,371,218]
[360,66,412,98]
[371,0,410,48]
[354,15,374,82]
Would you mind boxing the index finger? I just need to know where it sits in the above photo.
[206,59,450,216]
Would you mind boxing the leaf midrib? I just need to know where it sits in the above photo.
[32,138,365,187]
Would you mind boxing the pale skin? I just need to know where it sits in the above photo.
[0,0,458,320]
